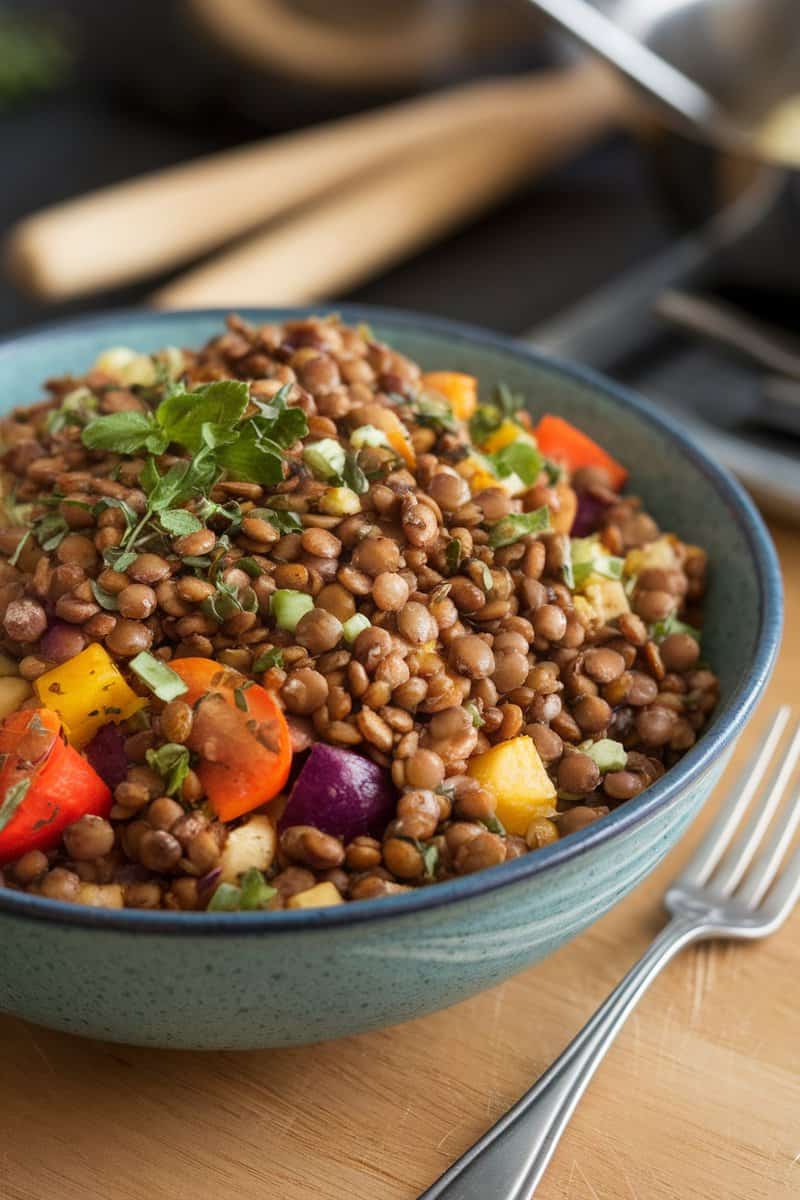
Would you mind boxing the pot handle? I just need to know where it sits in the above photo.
[527,171,783,370]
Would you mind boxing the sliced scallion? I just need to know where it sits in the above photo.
[271,589,314,633]
[129,651,188,702]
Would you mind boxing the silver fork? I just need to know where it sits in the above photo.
[420,706,800,1200]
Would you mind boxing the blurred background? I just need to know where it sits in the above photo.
[0,0,798,514]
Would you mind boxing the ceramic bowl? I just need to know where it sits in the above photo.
[0,307,781,1049]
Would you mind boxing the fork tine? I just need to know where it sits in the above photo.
[676,705,791,888]
[758,839,800,928]
[737,782,800,908]
[710,720,800,896]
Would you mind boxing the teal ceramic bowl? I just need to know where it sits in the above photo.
[0,308,781,1049]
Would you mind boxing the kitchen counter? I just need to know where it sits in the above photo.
[0,521,797,1200]
[0,65,798,1200]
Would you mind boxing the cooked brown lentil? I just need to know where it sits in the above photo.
[0,314,718,910]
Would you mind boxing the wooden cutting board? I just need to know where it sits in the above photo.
[0,523,797,1200]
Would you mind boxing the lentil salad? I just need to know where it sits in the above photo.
[0,314,718,912]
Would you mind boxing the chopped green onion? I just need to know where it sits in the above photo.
[271,589,314,633]
[350,424,391,450]
[464,701,485,729]
[481,814,506,836]
[487,506,550,548]
[207,883,241,912]
[129,651,188,702]
[579,738,628,773]
[342,612,371,644]
[239,868,277,910]
[302,438,347,480]
[573,555,624,589]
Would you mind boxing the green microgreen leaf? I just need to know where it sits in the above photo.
[252,647,284,673]
[32,511,69,552]
[236,557,263,578]
[487,506,550,549]
[158,509,203,537]
[146,743,190,796]
[89,579,119,611]
[490,439,542,486]
[155,379,250,452]
[0,777,30,833]
[82,410,160,455]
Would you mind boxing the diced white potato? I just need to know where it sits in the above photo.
[77,883,124,909]
[94,346,137,375]
[93,346,157,387]
[583,579,630,625]
[219,815,276,883]
[0,676,32,718]
[624,535,679,578]
[287,882,343,909]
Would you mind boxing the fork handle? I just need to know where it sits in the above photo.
[420,915,705,1200]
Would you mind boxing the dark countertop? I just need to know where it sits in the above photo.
[0,83,669,338]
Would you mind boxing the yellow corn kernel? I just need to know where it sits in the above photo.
[286,882,344,909]
[35,643,146,747]
[468,735,556,836]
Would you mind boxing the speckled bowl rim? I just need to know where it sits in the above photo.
[0,305,782,934]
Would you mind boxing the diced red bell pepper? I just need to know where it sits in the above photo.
[0,708,112,864]
[534,414,628,491]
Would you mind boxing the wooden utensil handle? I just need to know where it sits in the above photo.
[151,64,629,310]
[6,62,627,302]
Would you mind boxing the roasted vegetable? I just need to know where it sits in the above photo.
[170,658,291,822]
[467,735,556,836]
[0,709,111,863]
[279,743,395,842]
[34,643,146,747]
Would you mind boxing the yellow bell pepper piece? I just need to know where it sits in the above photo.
[35,643,146,747]
[457,455,498,494]
[468,735,556,835]
[421,371,478,421]
[481,419,529,455]
[286,882,344,909]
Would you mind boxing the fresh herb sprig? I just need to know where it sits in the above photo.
[82,379,308,489]
[81,380,308,569]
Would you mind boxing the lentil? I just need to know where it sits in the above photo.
[0,314,717,909]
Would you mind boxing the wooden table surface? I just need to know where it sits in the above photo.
[0,522,797,1200]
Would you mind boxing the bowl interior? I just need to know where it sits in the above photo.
[0,305,769,708]
[0,305,781,929]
